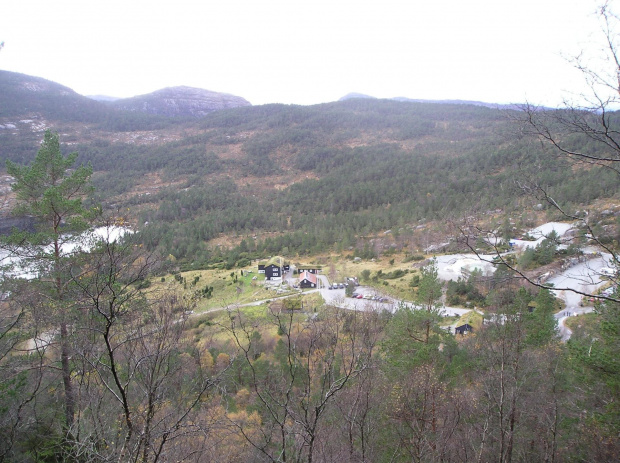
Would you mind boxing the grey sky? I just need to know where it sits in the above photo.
[0,0,608,106]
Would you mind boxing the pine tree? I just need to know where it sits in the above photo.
[4,130,94,428]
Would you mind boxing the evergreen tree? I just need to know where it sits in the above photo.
[525,287,558,346]
[4,130,94,429]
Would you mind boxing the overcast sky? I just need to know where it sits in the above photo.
[0,0,610,106]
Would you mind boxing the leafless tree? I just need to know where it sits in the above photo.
[315,310,386,463]
[457,2,620,304]
[0,279,47,460]
[513,2,620,174]
[225,303,375,463]
[60,224,225,462]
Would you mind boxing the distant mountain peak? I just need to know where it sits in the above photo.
[110,86,252,118]
[337,91,521,109]
[339,92,377,101]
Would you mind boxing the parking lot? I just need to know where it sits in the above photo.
[317,276,398,312]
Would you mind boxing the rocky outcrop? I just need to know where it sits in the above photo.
[111,86,251,118]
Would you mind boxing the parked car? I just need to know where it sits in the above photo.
[356,294,363,299]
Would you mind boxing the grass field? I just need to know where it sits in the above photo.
[565,312,600,338]
[148,251,429,311]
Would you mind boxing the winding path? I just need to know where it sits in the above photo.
[548,253,611,340]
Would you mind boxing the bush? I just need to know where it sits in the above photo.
[403,254,426,263]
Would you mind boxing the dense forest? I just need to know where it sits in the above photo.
[3,72,617,267]
[114,100,620,265]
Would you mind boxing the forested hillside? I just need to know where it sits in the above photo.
[87,100,620,265]
[0,62,619,462]
[1,71,618,267]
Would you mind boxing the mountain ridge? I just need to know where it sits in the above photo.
[108,86,252,118]
[339,91,521,110]
[0,71,252,121]
[1,70,616,266]
[1,69,530,115]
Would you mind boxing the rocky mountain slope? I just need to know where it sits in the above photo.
[0,70,109,121]
[109,86,252,118]
[0,71,251,125]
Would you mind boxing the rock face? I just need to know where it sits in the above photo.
[111,86,252,118]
